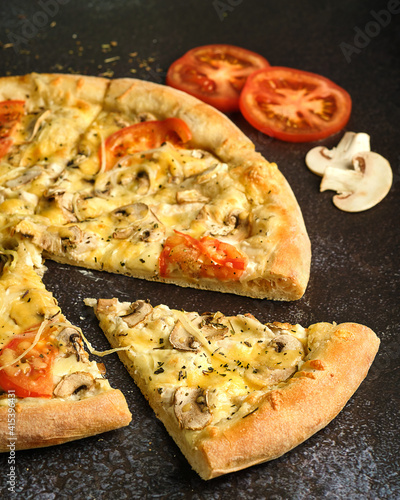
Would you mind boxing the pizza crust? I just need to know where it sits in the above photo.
[0,388,131,452]
[192,322,379,478]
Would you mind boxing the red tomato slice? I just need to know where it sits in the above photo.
[0,329,58,398]
[239,67,352,142]
[166,44,270,113]
[0,100,25,159]
[159,231,247,281]
[101,118,192,171]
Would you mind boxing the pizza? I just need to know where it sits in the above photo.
[0,239,131,451]
[85,297,380,480]
[0,73,378,476]
[0,72,311,301]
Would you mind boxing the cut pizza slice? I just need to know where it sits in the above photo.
[85,297,379,480]
[0,240,131,451]
[6,75,311,301]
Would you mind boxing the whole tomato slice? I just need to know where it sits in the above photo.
[101,118,192,171]
[166,44,270,113]
[239,67,352,142]
[159,231,247,281]
[0,100,25,159]
[0,328,58,398]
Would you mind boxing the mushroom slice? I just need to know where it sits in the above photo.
[169,321,201,352]
[47,191,77,223]
[174,387,212,430]
[111,202,149,223]
[199,314,228,341]
[196,206,249,239]
[30,224,97,255]
[320,151,393,212]
[122,300,153,328]
[305,132,371,176]
[5,165,43,189]
[53,372,94,398]
[96,298,119,315]
[112,203,165,242]
[57,327,87,362]
[269,334,304,354]
[244,333,304,388]
[176,189,209,204]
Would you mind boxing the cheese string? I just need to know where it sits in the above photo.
[174,310,227,363]
[98,131,107,174]
[78,328,131,357]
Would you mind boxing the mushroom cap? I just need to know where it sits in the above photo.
[305,132,370,176]
[321,151,392,212]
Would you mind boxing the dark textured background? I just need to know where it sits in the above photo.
[0,1,399,498]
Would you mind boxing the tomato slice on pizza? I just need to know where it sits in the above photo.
[239,67,352,142]
[0,100,25,159]
[167,44,270,112]
[0,328,57,398]
[101,118,192,171]
[159,231,247,281]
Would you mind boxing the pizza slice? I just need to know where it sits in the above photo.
[0,73,108,218]
[85,297,379,480]
[6,75,311,301]
[0,239,131,451]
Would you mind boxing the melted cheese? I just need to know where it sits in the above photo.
[94,302,308,431]
[0,242,108,401]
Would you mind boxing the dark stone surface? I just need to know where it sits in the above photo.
[1,0,399,498]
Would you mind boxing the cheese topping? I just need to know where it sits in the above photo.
[88,299,308,437]
[0,242,112,403]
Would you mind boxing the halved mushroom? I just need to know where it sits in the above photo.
[5,165,43,189]
[305,132,371,176]
[57,327,87,361]
[320,151,393,212]
[53,372,94,398]
[122,300,153,328]
[169,321,201,352]
[174,387,212,430]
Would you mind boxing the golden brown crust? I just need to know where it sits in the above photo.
[193,322,379,479]
[0,389,131,452]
